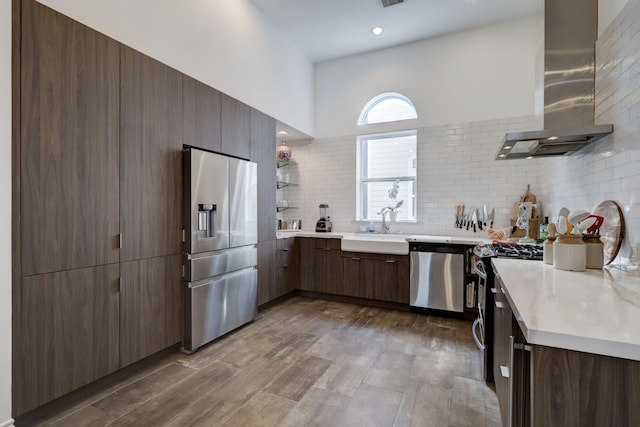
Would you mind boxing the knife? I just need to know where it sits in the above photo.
[472,208,478,232]
[483,204,488,230]
[455,205,463,228]
[489,208,495,228]
[478,208,484,231]
[466,206,474,230]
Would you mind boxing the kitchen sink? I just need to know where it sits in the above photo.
[340,233,410,255]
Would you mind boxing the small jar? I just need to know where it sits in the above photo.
[553,234,586,271]
[583,234,604,269]
[543,236,556,265]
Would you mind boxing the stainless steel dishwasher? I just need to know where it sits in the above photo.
[409,242,464,313]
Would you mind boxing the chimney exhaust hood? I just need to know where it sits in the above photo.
[496,0,613,160]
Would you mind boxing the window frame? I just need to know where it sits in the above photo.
[357,130,417,221]
[357,92,417,125]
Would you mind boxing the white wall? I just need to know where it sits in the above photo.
[36,0,315,136]
[599,0,629,37]
[1,0,13,424]
[314,16,538,139]
[539,0,640,267]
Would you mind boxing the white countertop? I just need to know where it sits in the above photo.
[492,258,640,361]
[278,231,488,245]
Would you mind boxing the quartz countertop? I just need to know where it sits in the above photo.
[279,231,488,245]
[492,258,640,361]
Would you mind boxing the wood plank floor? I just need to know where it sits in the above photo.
[28,297,501,427]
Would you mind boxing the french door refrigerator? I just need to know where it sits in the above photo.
[182,147,258,353]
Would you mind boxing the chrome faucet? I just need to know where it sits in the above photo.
[381,213,389,234]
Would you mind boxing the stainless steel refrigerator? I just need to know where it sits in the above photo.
[182,147,258,353]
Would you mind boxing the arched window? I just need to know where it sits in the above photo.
[358,92,417,125]
[355,92,418,222]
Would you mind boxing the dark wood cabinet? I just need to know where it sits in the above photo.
[531,346,640,427]
[298,237,317,291]
[276,237,297,297]
[250,108,276,242]
[363,257,410,303]
[15,265,120,415]
[20,0,120,276]
[182,74,221,152]
[257,240,277,306]
[341,256,364,298]
[492,282,513,427]
[313,239,342,295]
[120,45,183,262]
[221,94,251,159]
[341,252,410,303]
[119,254,182,367]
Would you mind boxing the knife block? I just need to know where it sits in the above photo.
[510,218,539,240]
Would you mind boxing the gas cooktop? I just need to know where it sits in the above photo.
[474,242,543,261]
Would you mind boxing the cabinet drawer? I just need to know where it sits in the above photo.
[277,238,294,267]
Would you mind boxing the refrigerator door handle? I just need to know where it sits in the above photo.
[209,207,217,238]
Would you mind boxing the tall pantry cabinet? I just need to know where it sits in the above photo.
[118,46,184,368]
[15,0,122,415]
[14,0,179,415]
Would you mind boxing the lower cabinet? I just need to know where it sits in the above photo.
[257,240,277,306]
[298,237,341,294]
[277,237,298,297]
[493,284,513,426]
[15,265,121,415]
[493,275,640,427]
[257,238,297,306]
[314,238,342,295]
[341,252,410,303]
[120,254,182,367]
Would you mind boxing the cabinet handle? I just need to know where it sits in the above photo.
[500,365,510,378]
[118,233,123,249]
[495,301,504,309]
[282,249,289,252]
[118,277,122,292]
[385,260,396,263]
[351,257,361,261]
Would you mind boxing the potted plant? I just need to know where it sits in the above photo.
[379,180,403,222]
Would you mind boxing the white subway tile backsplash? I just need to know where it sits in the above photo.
[284,115,539,237]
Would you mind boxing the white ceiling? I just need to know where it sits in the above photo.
[250,0,538,63]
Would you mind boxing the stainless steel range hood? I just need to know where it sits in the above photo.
[497,0,613,160]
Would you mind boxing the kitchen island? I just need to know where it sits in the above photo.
[491,258,640,426]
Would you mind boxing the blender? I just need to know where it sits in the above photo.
[315,203,332,232]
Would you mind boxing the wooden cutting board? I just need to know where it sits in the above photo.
[520,184,537,204]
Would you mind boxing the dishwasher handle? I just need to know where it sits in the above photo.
[409,243,464,254]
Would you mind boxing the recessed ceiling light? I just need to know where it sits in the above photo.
[277,130,289,136]
[498,154,507,158]
[526,156,534,160]
[548,136,559,140]
[372,27,383,36]
[503,145,512,150]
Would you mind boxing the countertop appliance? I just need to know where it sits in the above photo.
[315,203,332,232]
[182,147,258,353]
[472,242,542,382]
[409,242,464,314]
